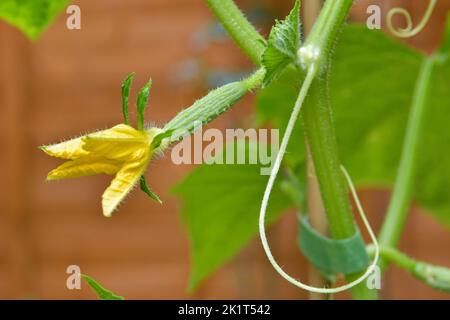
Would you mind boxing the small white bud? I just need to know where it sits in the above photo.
[298,45,320,69]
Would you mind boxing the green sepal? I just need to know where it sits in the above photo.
[151,129,176,150]
[261,0,301,86]
[136,79,153,131]
[121,72,135,125]
[81,274,124,300]
[298,216,369,276]
[140,175,162,204]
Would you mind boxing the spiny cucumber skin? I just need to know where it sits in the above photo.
[163,68,265,143]
[164,81,247,141]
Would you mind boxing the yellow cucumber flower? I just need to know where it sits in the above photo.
[41,68,256,217]
[41,124,162,217]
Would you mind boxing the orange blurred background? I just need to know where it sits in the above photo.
[0,0,449,299]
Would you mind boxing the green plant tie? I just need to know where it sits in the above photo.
[298,216,370,277]
[258,61,379,294]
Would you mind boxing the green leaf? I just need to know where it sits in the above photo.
[121,73,135,125]
[415,45,450,226]
[330,26,422,188]
[0,0,70,40]
[257,23,450,228]
[257,67,304,168]
[332,25,450,228]
[439,13,450,54]
[81,274,124,300]
[256,67,306,210]
[173,141,291,291]
[140,176,162,204]
[261,0,301,86]
[136,79,152,131]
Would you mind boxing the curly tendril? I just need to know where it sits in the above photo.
[258,63,379,294]
[387,0,437,38]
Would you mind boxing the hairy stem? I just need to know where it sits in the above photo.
[302,75,376,300]
[205,0,266,65]
[368,245,450,293]
[378,56,435,269]
[300,0,356,238]
[302,0,353,69]
[368,246,416,271]
[302,77,355,239]
[300,0,377,300]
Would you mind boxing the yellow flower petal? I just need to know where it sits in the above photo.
[101,159,149,217]
[82,136,149,161]
[82,124,154,161]
[42,124,164,216]
[91,124,144,139]
[40,137,86,160]
[47,157,121,181]
[40,124,141,160]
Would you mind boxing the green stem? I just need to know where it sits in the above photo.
[368,245,450,293]
[205,0,266,65]
[378,56,435,269]
[299,0,356,239]
[302,73,377,300]
[299,0,376,299]
[368,246,416,271]
[302,0,353,69]
[302,78,355,239]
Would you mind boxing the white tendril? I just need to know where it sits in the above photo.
[258,64,380,294]
[387,0,437,38]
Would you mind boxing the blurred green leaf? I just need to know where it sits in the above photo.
[82,274,124,300]
[330,25,422,187]
[261,0,301,86]
[173,141,291,291]
[257,67,304,168]
[414,17,450,227]
[258,23,450,228]
[0,0,70,39]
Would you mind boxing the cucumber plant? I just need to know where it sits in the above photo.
[175,0,450,299]
[2,0,450,299]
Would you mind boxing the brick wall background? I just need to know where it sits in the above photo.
[0,0,449,299]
